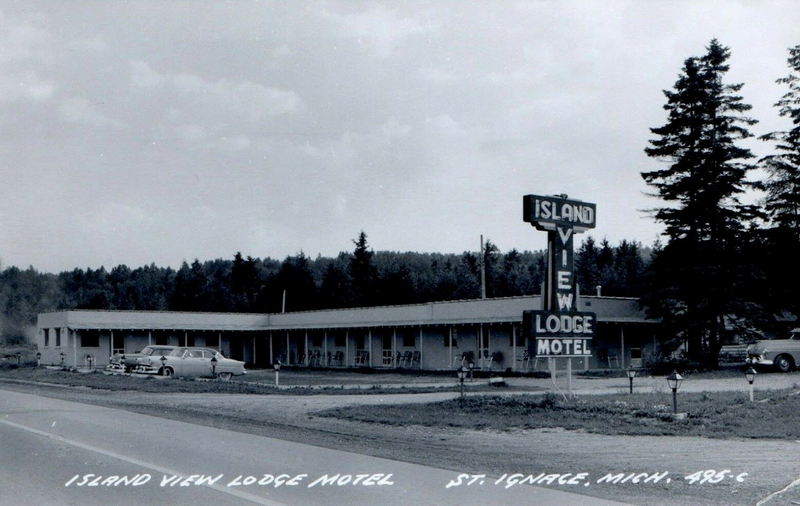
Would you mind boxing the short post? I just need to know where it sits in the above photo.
[211,355,218,378]
[160,355,167,376]
[457,366,466,405]
[666,370,683,415]
[627,366,637,394]
[35,352,41,367]
[15,352,21,365]
[86,354,94,370]
[274,361,281,387]
[468,360,475,382]
[745,367,756,402]
[59,352,65,368]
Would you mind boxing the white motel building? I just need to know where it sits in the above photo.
[36,294,656,372]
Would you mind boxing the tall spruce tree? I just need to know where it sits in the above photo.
[760,44,800,318]
[641,39,759,365]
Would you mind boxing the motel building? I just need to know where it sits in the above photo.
[36,294,657,372]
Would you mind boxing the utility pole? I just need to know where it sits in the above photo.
[480,235,486,299]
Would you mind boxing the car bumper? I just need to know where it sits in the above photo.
[746,356,773,366]
[133,365,160,374]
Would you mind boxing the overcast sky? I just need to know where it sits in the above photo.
[0,1,798,272]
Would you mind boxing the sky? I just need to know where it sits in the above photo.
[0,1,798,273]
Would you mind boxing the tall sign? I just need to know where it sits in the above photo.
[522,194,596,358]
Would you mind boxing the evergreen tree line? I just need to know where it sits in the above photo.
[0,232,649,343]
[641,40,800,366]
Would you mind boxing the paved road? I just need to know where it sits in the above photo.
[0,389,623,505]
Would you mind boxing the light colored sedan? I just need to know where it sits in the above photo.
[136,347,246,380]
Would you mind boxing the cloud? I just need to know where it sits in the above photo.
[58,97,125,128]
[320,5,433,58]
[69,36,109,52]
[130,60,302,120]
[0,11,56,103]
[130,60,164,88]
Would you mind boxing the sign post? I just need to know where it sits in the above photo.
[523,194,597,395]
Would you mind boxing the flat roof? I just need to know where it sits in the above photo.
[38,295,655,331]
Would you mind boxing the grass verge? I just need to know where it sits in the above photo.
[316,389,800,439]
[0,367,506,395]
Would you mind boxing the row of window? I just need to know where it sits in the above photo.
[41,328,524,350]
[304,327,526,349]
[41,330,220,349]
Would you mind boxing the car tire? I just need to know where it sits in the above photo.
[163,367,175,377]
[218,372,233,381]
[775,354,794,373]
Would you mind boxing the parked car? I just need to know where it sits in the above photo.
[746,328,800,372]
[107,345,177,373]
[135,347,245,380]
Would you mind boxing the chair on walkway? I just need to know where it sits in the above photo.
[402,351,413,368]
[411,350,421,368]
[333,350,344,366]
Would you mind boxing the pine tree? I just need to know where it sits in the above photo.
[641,39,759,365]
[760,44,800,318]
[349,231,376,306]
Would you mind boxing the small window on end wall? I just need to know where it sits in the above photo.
[402,330,415,348]
[44,329,50,347]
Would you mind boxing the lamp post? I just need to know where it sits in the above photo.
[468,360,475,382]
[35,352,41,367]
[210,356,218,378]
[59,352,65,368]
[626,366,637,394]
[15,352,21,365]
[160,355,167,376]
[457,366,466,404]
[745,367,757,402]
[666,370,684,415]
[274,361,281,387]
[86,354,94,370]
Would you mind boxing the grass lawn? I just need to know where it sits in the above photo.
[316,389,800,439]
[0,366,497,395]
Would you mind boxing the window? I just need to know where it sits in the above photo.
[334,332,346,347]
[44,329,50,347]
[206,334,220,348]
[155,334,168,346]
[311,333,322,347]
[382,334,392,350]
[402,330,415,348]
[81,331,100,348]
[55,329,61,347]
[355,334,365,350]
[510,325,525,347]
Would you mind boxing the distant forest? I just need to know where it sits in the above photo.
[0,232,650,343]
